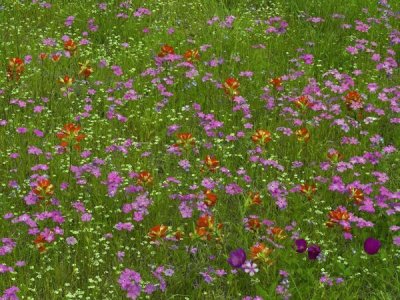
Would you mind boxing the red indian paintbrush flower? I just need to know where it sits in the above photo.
[184,49,200,62]
[349,188,364,205]
[271,227,287,240]
[158,44,175,57]
[78,61,93,78]
[327,149,344,163]
[58,75,74,86]
[34,234,47,253]
[344,90,364,119]
[250,243,274,265]
[204,190,218,207]
[250,192,261,205]
[56,123,85,150]
[251,129,272,145]
[6,57,24,81]
[246,217,261,232]
[197,214,214,229]
[296,128,310,142]
[270,77,282,90]
[173,229,184,241]
[326,207,351,232]
[64,39,77,55]
[223,78,240,97]
[148,225,168,240]
[39,53,48,61]
[204,155,219,172]
[32,179,54,200]
[246,192,261,206]
[195,214,222,240]
[137,171,153,186]
[294,95,313,110]
[344,90,363,109]
[51,53,61,62]
[175,132,195,149]
[300,184,317,200]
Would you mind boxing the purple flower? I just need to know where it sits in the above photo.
[307,244,321,260]
[64,16,75,27]
[118,268,142,299]
[225,183,243,195]
[117,251,125,262]
[364,237,381,255]
[66,236,77,245]
[111,65,123,76]
[294,239,307,253]
[227,248,246,268]
[242,260,259,276]
[0,286,20,300]
[134,7,151,17]
[115,222,133,231]
[81,213,92,222]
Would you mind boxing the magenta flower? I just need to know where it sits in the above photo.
[307,244,321,260]
[0,286,20,300]
[227,248,246,268]
[64,16,75,27]
[225,183,243,195]
[118,268,142,299]
[364,237,381,255]
[294,239,307,253]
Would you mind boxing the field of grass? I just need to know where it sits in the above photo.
[0,0,399,299]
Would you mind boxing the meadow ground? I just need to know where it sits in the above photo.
[0,0,399,299]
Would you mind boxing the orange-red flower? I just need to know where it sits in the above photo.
[158,44,175,57]
[204,155,219,172]
[64,39,77,54]
[175,132,195,149]
[58,75,74,86]
[32,179,54,200]
[148,225,168,240]
[6,57,24,81]
[327,150,344,163]
[204,190,218,207]
[251,129,272,145]
[326,207,350,231]
[184,49,200,62]
[197,214,214,229]
[223,78,240,97]
[246,192,261,206]
[295,128,310,142]
[349,188,364,205]
[270,227,287,240]
[270,77,282,90]
[78,61,93,78]
[39,53,48,60]
[344,90,363,109]
[300,184,317,200]
[137,171,153,186]
[294,95,313,110]
[56,123,85,150]
[174,230,184,241]
[34,234,47,253]
[246,216,261,232]
[250,243,274,264]
[195,214,222,240]
[51,53,61,62]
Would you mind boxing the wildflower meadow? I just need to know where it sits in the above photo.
[0,0,399,299]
